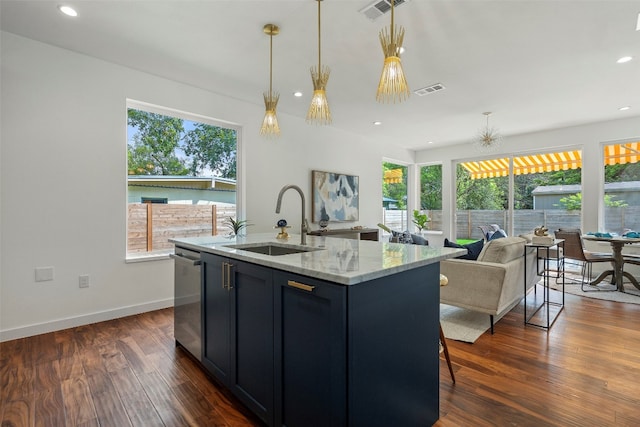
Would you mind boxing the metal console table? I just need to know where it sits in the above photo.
[524,239,565,329]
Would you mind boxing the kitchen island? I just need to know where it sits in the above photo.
[171,233,464,427]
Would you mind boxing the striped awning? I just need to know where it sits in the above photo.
[604,142,640,165]
[384,168,403,184]
[461,143,639,179]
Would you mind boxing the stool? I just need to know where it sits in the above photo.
[440,274,456,384]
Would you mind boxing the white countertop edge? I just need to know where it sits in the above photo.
[171,233,466,285]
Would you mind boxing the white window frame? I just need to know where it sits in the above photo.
[125,99,243,262]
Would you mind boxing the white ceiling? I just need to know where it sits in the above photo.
[2,0,639,151]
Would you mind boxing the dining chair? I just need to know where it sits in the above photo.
[554,229,615,291]
[623,255,640,265]
[623,255,640,283]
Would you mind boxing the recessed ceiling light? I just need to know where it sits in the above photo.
[619,106,631,111]
[617,56,633,64]
[636,12,640,31]
[427,141,433,144]
[293,91,303,97]
[373,121,382,126]
[58,5,78,17]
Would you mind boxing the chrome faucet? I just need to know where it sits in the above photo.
[275,185,308,245]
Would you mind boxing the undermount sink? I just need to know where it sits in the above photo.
[226,243,323,256]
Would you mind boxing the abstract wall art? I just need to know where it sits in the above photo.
[312,170,359,222]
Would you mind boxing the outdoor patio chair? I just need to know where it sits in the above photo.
[479,224,505,241]
[554,229,615,292]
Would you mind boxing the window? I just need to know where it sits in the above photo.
[455,150,583,241]
[126,101,239,259]
[513,150,582,235]
[141,197,168,204]
[456,157,509,241]
[418,164,442,231]
[603,141,640,234]
[382,162,408,233]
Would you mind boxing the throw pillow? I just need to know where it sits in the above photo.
[488,228,507,241]
[399,231,413,244]
[410,233,428,246]
[444,238,484,261]
[389,230,413,244]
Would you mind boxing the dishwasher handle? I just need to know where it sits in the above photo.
[170,253,202,266]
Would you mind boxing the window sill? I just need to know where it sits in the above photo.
[126,253,171,263]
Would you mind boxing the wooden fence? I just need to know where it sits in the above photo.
[128,204,639,253]
[383,207,640,240]
[127,203,236,254]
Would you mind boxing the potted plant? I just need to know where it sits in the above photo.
[224,216,252,236]
[412,210,430,234]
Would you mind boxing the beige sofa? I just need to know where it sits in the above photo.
[440,236,539,334]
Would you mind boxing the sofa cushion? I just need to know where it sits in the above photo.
[518,233,534,243]
[477,236,526,264]
[410,233,428,245]
[444,238,484,260]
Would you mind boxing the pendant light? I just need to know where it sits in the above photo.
[376,0,410,103]
[306,0,331,125]
[473,112,503,152]
[260,24,280,138]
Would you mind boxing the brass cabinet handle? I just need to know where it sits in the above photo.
[226,263,234,290]
[287,280,315,292]
[220,262,234,290]
[221,262,227,289]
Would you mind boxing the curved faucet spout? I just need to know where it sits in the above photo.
[275,185,308,245]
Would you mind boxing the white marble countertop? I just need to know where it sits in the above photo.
[170,233,465,285]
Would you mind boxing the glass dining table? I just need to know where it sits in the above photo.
[581,235,640,292]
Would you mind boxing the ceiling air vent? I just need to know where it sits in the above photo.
[359,0,408,21]
[414,83,446,96]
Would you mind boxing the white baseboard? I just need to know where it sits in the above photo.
[0,298,174,342]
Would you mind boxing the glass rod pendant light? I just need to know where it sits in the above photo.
[260,23,281,138]
[306,0,331,125]
[376,0,410,103]
[473,112,503,152]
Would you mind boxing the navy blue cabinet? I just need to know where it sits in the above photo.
[273,264,440,427]
[346,263,440,426]
[201,253,274,425]
[273,272,347,427]
[201,254,229,381]
[202,252,440,427]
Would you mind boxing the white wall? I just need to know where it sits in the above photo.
[0,32,413,341]
[415,117,640,240]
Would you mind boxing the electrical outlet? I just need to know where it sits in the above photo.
[79,275,90,288]
[35,267,54,282]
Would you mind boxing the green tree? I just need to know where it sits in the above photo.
[557,192,628,210]
[513,174,536,209]
[456,165,506,209]
[557,193,582,210]
[127,109,188,175]
[605,163,640,182]
[419,165,442,209]
[184,124,237,179]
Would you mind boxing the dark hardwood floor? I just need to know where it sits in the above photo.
[2,290,640,426]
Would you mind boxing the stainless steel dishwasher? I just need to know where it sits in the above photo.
[171,246,202,361]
